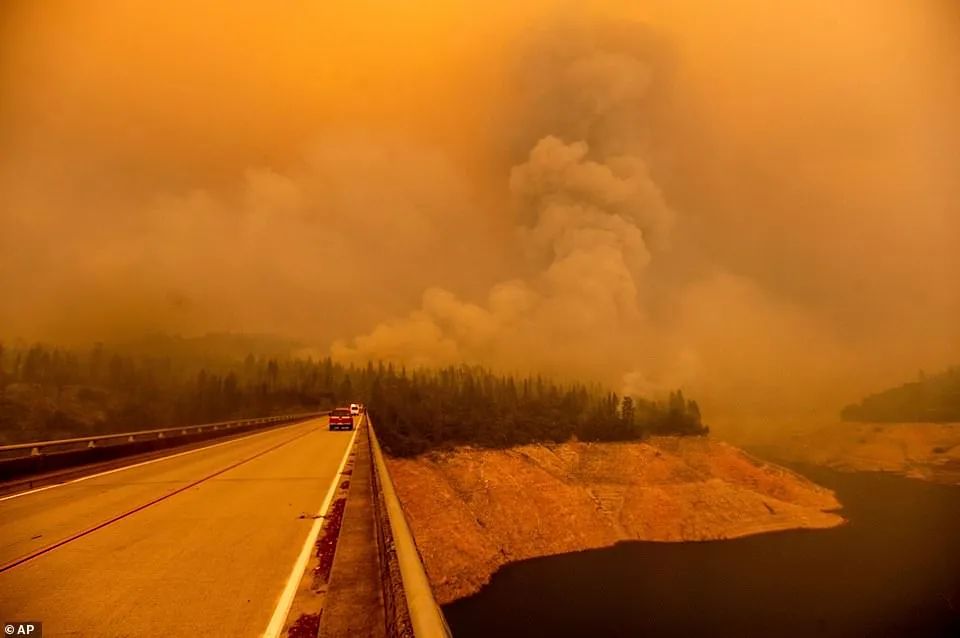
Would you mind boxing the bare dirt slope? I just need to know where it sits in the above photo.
[764,422,960,485]
[387,437,843,604]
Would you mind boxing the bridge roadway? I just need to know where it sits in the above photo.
[0,416,354,637]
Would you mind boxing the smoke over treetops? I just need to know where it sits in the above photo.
[2,1,958,417]
[333,135,670,377]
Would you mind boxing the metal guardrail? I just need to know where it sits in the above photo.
[0,411,329,460]
[368,418,452,638]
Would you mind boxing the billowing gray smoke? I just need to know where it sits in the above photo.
[333,133,671,380]
[3,2,958,420]
[333,25,675,386]
[333,11,960,416]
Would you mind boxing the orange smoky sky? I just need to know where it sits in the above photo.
[1,0,958,417]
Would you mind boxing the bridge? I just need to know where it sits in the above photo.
[0,413,450,637]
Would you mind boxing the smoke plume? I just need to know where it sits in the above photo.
[2,1,958,419]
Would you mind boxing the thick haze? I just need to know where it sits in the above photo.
[2,1,958,417]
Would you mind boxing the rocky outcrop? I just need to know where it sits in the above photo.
[386,437,843,604]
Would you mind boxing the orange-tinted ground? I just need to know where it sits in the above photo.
[388,437,843,604]
[750,421,960,485]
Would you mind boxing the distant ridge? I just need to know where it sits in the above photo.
[841,366,960,422]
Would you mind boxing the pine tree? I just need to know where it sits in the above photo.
[621,395,635,432]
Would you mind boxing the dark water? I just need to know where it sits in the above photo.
[443,466,960,637]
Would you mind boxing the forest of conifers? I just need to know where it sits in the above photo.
[0,340,707,455]
[841,366,960,423]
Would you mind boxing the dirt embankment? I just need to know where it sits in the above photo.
[761,422,960,485]
[386,437,843,604]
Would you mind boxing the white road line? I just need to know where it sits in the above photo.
[262,424,359,638]
[0,418,323,504]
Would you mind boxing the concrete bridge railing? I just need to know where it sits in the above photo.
[0,411,329,483]
[368,418,452,638]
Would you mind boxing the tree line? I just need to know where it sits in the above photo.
[0,341,707,453]
[368,365,706,455]
[841,366,960,423]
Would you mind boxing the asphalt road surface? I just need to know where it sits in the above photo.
[0,417,354,637]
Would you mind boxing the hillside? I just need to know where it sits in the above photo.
[387,437,844,604]
[760,421,960,485]
[841,366,960,422]
[0,342,707,450]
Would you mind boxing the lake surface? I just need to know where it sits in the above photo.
[443,466,960,637]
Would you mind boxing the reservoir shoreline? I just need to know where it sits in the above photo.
[443,463,960,637]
